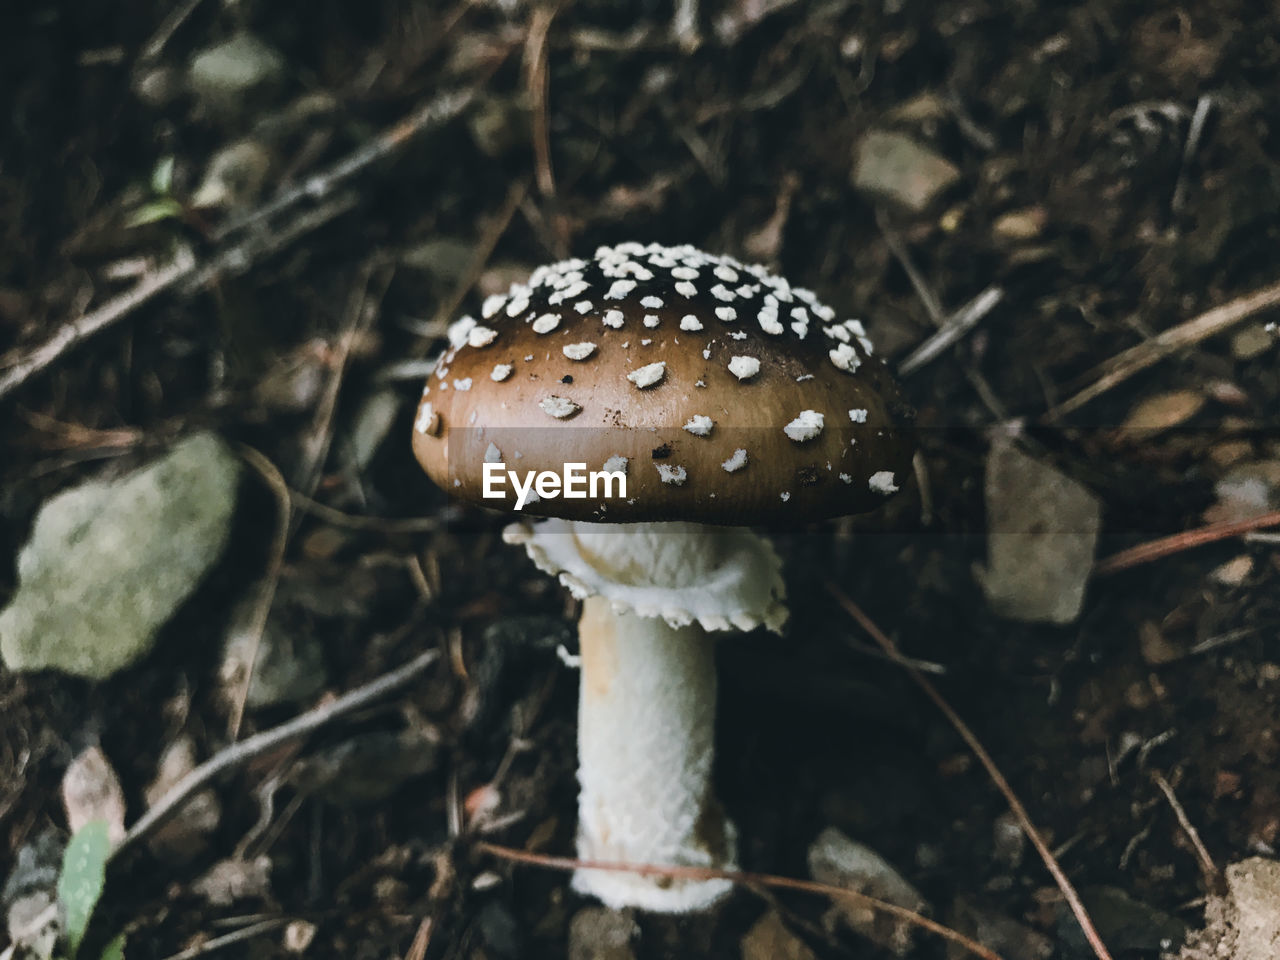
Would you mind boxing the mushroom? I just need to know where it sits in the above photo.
[411,243,913,912]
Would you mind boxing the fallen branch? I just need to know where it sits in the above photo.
[113,649,439,860]
[1092,510,1280,576]
[1053,279,1280,418]
[0,87,479,402]
[825,582,1115,960]
[476,842,1005,960]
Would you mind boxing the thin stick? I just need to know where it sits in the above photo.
[1152,773,1218,885]
[876,208,944,323]
[158,918,287,960]
[476,842,1004,960]
[899,286,1004,376]
[825,583,1115,960]
[226,446,294,741]
[114,650,439,860]
[0,249,197,402]
[1054,279,1280,417]
[1092,510,1280,576]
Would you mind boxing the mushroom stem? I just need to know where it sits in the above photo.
[573,593,736,912]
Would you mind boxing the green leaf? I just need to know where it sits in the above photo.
[124,198,183,228]
[57,820,112,957]
[99,934,127,960]
[151,155,175,194]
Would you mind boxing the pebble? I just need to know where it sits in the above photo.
[188,33,286,115]
[852,130,960,212]
[0,433,240,679]
[978,437,1100,624]
[1231,325,1274,361]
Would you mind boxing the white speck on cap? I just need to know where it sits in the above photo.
[656,464,687,485]
[414,402,439,436]
[603,309,625,328]
[716,306,737,322]
[627,361,666,388]
[563,342,597,360]
[532,313,561,334]
[702,347,711,359]
[469,409,478,425]
[640,338,653,345]
[643,314,660,327]
[683,415,714,436]
[641,295,664,308]
[780,491,791,502]
[728,355,760,380]
[605,279,637,299]
[758,313,784,335]
[869,471,899,495]
[468,325,498,348]
[506,296,529,317]
[829,342,861,373]
[484,442,503,463]
[481,295,506,319]
[680,315,704,331]
[849,408,868,422]
[675,281,698,298]
[574,301,594,314]
[721,448,748,472]
[695,379,707,387]
[730,331,747,340]
[671,266,699,280]
[447,316,475,347]
[710,284,735,302]
[824,324,851,342]
[796,373,814,381]
[539,396,581,419]
[602,455,628,474]
[453,378,473,392]
[784,410,824,441]
[491,363,513,381]
[714,264,738,281]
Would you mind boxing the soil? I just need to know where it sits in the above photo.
[1,1,1279,958]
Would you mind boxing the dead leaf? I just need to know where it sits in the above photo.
[60,746,126,849]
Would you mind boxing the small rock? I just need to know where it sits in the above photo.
[1231,326,1274,361]
[992,207,1047,242]
[1210,554,1254,587]
[568,906,637,960]
[188,33,285,115]
[0,433,240,679]
[978,437,1101,624]
[1172,858,1280,959]
[60,747,127,849]
[190,139,273,209]
[191,856,273,907]
[991,811,1026,869]
[284,919,317,953]
[852,130,960,212]
[741,910,817,960]
[949,897,1053,960]
[3,832,64,959]
[1119,389,1206,438]
[1139,621,1185,665]
[143,736,222,862]
[1204,461,1280,524]
[1058,886,1185,957]
[808,827,930,956]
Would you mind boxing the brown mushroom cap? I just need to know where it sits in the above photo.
[412,243,914,524]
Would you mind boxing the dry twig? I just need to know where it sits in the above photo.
[825,582,1115,960]
[1092,510,1280,575]
[1152,772,1219,886]
[114,649,439,860]
[476,842,1005,960]
[1053,279,1280,417]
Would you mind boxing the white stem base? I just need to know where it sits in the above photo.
[572,594,737,912]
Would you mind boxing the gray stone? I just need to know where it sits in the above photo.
[978,437,1100,624]
[852,130,960,212]
[808,827,930,956]
[1176,858,1280,960]
[188,33,285,114]
[568,907,637,960]
[0,433,240,679]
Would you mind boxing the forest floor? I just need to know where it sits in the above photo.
[1,1,1279,958]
